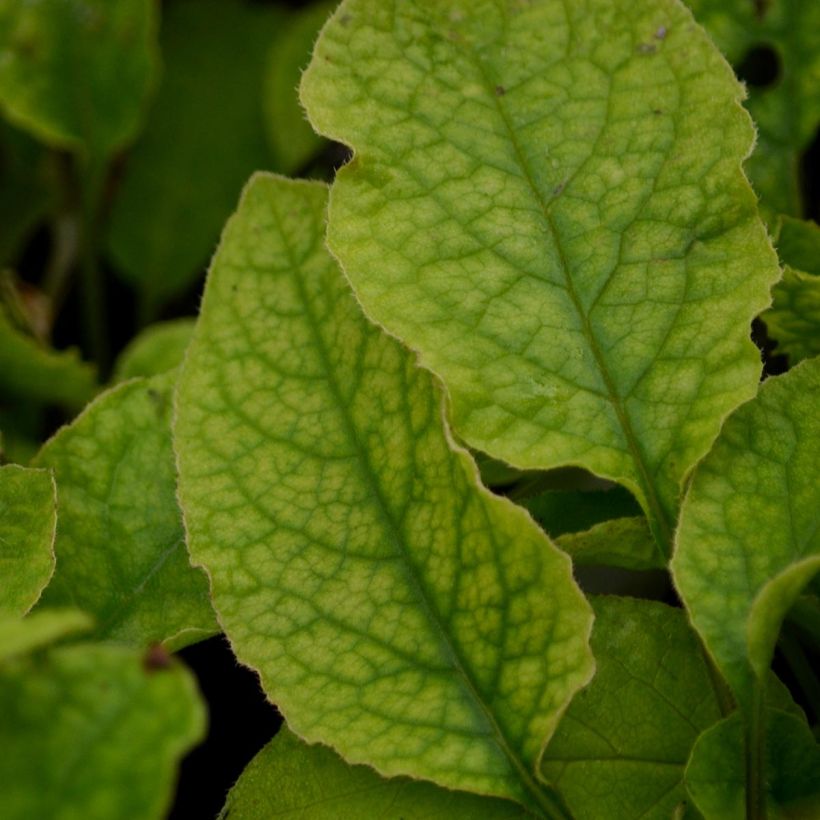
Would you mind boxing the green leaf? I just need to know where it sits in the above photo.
[686,0,820,218]
[113,319,195,382]
[0,608,91,661]
[556,517,662,571]
[175,175,593,814]
[106,0,283,314]
[685,710,820,819]
[521,486,641,538]
[0,640,205,820]
[301,0,779,556]
[764,217,820,364]
[672,358,820,708]
[263,1,333,174]
[0,304,97,410]
[34,372,217,650]
[0,464,55,616]
[542,597,722,820]
[0,0,159,162]
[222,728,529,819]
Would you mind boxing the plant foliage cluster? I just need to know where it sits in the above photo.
[0,0,818,818]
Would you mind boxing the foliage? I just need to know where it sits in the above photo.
[0,0,818,818]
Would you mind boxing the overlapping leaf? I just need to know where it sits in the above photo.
[175,175,593,814]
[222,728,528,819]
[0,633,205,820]
[301,0,780,555]
[113,319,195,382]
[0,465,55,616]
[541,597,722,819]
[34,373,216,649]
[106,0,283,314]
[765,216,820,364]
[0,304,96,410]
[686,0,820,218]
[672,358,820,708]
[0,0,158,162]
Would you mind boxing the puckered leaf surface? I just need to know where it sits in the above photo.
[541,597,721,819]
[175,175,593,814]
[0,465,55,616]
[301,0,779,554]
[106,0,283,313]
[34,373,216,650]
[222,728,529,819]
[686,0,820,218]
[685,710,820,819]
[0,0,158,161]
[113,319,195,382]
[672,358,820,707]
[764,217,820,364]
[0,640,205,820]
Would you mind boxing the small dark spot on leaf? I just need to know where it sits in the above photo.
[637,43,657,55]
[552,180,567,196]
[495,85,506,96]
[143,644,172,672]
[655,25,667,40]
[231,284,238,292]
[339,12,352,26]
[653,108,663,115]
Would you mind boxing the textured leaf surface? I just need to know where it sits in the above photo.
[222,728,529,819]
[686,0,820,217]
[0,641,205,820]
[263,1,334,173]
[0,465,55,616]
[301,0,779,553]
[541,597,721,820]
[765,217,820,364]
[175,175,593,812]
[0,609,91,661]
[685,710,820,819]
[0,305,96,410]
[672,358,820,706]
[106,0,282,311]
[0,0,158,161]
[34,373,216,649]
[113,319,194,382]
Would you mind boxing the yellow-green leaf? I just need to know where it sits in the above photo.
[175,175,593,814]
[34,373,217,650]
[0,464,55,616]
[301,0,779,556]
[113,319,195,383]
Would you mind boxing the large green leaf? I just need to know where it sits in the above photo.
[0,639,205,820]
[0,0,158,162]
[0,303,96,410]
[672,358,820,709]
[685,710,820,819]
[686,0,820,218]
[222,728,528,819]
[541,597,722,819]
[175,175,593,814]
[34,373,216,650]
[301,0,779,555]
[113,319,195,382]
[764,217,820,364]
[262,1,334,174]
[0,465,55,616]
[106,0,283,314]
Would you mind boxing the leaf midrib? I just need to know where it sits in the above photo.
[271,198,560,818]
